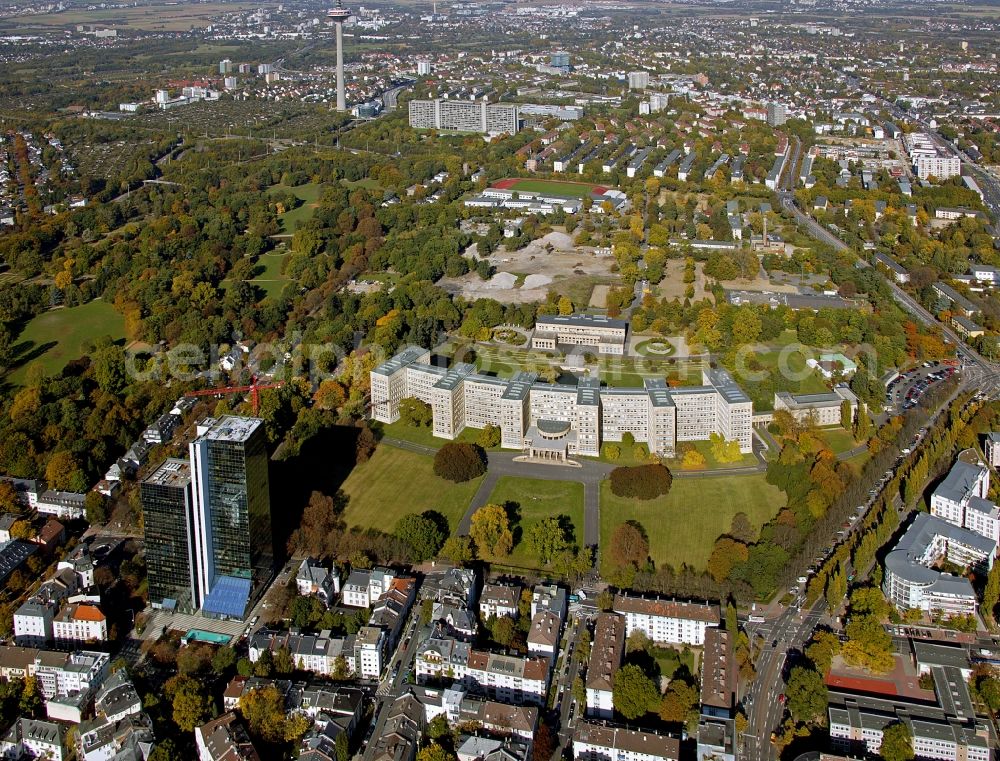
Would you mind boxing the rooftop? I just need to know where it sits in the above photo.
[535,313,628,331]
[198,416,263,444]
[143,458,191,488]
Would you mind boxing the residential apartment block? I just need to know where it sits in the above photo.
[407,685,538,743]
[612,595,720,646]
[249,627,384,679]
[415,637,550,705]
[930,455,1000,546]
[479,583,521,620]
[904,133,961,180]
[371,343,753,460]
[52,603,108,647]
[0,719,68,761]
[408,99,520,135]
[882,513,994,616]
[574,722,680,761]
[586,613,624,719]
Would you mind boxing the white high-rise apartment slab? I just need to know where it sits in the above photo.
[328,1,351,111]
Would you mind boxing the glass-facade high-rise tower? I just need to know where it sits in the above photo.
[141,458,197,612]
[189,416,274,619]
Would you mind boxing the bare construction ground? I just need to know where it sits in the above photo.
[438,230,619,304]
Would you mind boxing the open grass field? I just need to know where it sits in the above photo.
[599,473,785,573]
[484,477,585,569]
[6,2,260,31]
[251,251,292,300]
[339,446,483,534]
[342,178,381,191]
[816,426,859,455]
[377,420,498,450]
[270,183,324,233]
[493,178,608,199]
[7,300,124,385]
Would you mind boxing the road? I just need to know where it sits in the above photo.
[363,608,426,760]
[454,449,614,549]
[743,599,826,761]
[778,189,1000,395]
[554,614,589,752]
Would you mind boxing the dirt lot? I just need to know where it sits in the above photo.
[438,230,619,304]
[657,260,710,301]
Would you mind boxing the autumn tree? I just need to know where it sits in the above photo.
[287,491,342,560]
[399,397,433,427]
[658,679,698,725]
[608,464,672,500]
[609,522,649,570]
[469,504,513,557]
[706,538,749,583]
[240,684,291,744]
[527,516,573,566]
[785,666,827,724]
[879,721,914,761]
[395,512,446,562]
[612,664,658,720]
[170,677,214,732]
[417,743,454,761]
[439,535,474,565]
[433,443,487,482]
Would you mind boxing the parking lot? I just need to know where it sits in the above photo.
[885,360,958,412]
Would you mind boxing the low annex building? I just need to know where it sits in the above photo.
[530,314,628,356]
[773,385,858,426]
[370,338,753,459]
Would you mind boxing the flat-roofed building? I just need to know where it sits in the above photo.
[828,688,991,761]
[882,513,994,616]
[370,343,753,461]
[774,385,858,426]
[531,314,628,355]
[409,99,520,135]
[931,454,1000,546]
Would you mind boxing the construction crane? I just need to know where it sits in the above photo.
[184,376,285,417]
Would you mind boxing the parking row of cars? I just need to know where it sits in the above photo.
[886,360,957,412]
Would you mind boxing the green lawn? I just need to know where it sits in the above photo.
[816,426,859,455]
[7,300,125,384]
[340,445,483,533]
[270,182,324,232]
[485,477,585,570]
[501,178,608,199]
[377,420,498,450]
[342,178,381,191]
[251,251,292,300]
[599,473,785,573]
[653,646,697,680]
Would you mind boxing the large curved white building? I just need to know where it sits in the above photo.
[882,513,995,617]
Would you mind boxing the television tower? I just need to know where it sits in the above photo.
[328,0,351,111]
